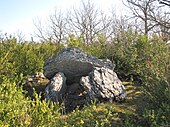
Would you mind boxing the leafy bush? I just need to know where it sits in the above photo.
[0,80,31,126]
[0,79,63,127]
[0,37,63,83]
[111,35,169,83]
[142,74,170,126]
[0,37,18,82]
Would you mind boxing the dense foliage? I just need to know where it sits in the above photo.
[0,37,63,83]
[0,32,169,126]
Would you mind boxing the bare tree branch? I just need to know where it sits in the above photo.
[123,0,170,39]
[158,0,170,6]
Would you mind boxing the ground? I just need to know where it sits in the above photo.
[24,78,147,126]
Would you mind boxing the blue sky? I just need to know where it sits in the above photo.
[0,0,124,40]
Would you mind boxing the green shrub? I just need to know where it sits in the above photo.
[111,35,169,83]
[28,91,62,127]
[0,38,64,83]
[0,80,31,126]
[142,74,170,126]
[0,79,63,127]
[0,37,18,82]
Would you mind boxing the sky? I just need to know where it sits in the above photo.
[0,0,125,40]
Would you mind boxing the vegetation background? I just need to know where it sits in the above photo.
[0,0,170,126]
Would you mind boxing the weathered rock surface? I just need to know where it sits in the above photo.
[44,48,115,83]
[44,48,127,111]
[81,67,127,102]
[45,72,67,102]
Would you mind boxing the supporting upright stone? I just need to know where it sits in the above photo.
[81,67,127,102]
[45,72,67,102]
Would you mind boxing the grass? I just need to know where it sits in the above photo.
[58,82,147,126]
